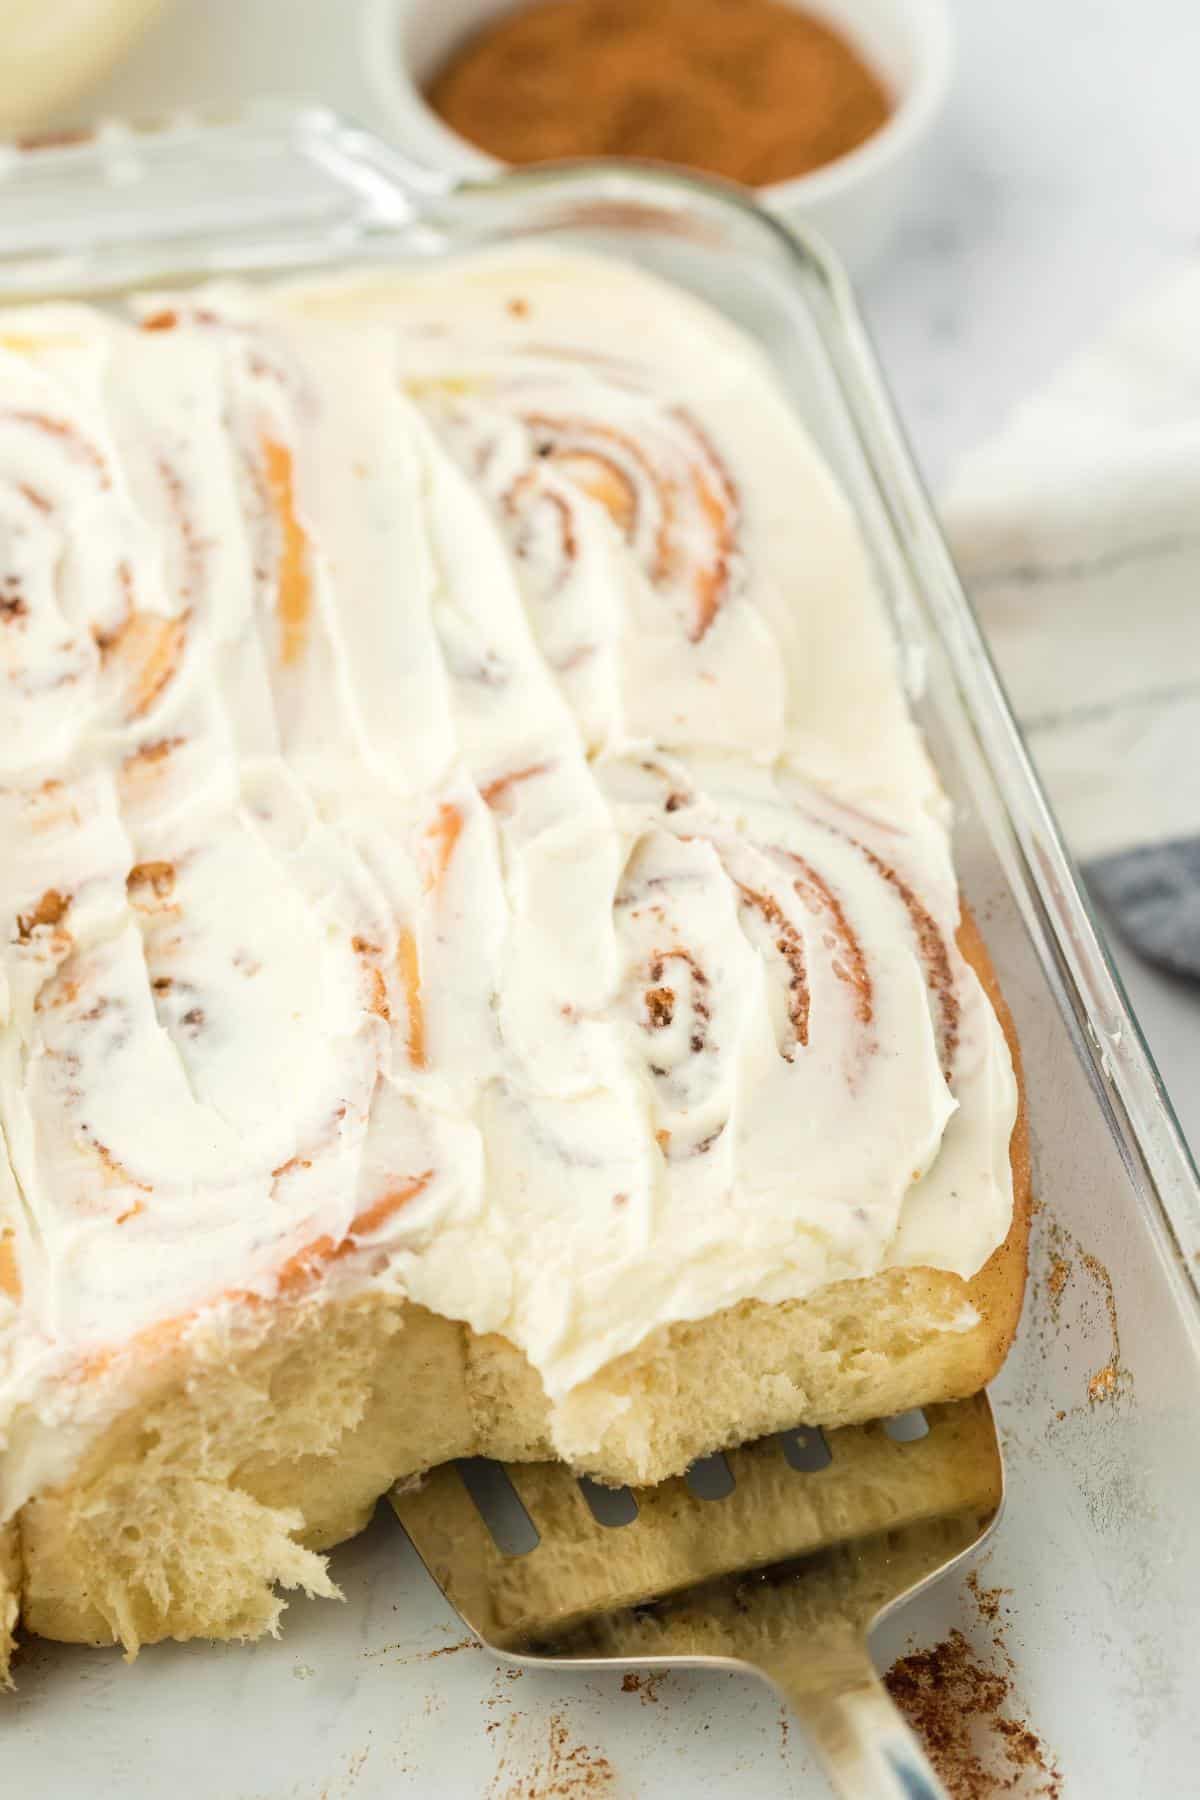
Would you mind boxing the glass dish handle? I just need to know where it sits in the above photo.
[0,104,447,300]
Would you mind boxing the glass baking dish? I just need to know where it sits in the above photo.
[3,107,1198,1797]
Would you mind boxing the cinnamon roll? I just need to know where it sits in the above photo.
[0,252,1025,1673]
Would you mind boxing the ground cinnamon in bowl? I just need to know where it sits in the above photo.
[425,0,893,187]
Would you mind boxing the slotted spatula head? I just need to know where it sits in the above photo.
[390,1394,1004,1799]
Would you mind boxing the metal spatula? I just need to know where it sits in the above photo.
[389,1392,1004,1799]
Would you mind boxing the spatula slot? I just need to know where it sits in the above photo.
[685,1451,736,1500]
[577,1477,639,1527]
[883,1408,929,1443]
[454,1458,540,1556]
[778,1426,833,1472]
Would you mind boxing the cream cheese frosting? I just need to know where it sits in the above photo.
[0,251,1016,1520]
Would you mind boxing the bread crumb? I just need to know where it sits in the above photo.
[1087,1365,1120,1403]
[1080,1251,1127,1406]
[1036,1215,1129,1413]
[619,1669,666,1703]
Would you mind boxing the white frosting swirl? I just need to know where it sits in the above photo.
[0,254,1015,1517]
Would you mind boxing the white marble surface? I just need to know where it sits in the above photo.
[860,0,1200,488]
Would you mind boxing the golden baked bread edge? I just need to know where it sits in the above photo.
[2,909,1029,1671]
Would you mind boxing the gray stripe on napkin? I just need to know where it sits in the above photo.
[1086,837,1200,981]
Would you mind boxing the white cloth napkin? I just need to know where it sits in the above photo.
[942,270,1200,980]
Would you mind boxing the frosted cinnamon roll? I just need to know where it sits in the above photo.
[0,253,1018,1575]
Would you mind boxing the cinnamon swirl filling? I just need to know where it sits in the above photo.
[433,382,740,653]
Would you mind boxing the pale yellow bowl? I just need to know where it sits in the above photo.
[0,0,166,136]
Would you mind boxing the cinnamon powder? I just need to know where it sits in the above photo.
[884,1576,1062,1799]
[426,0,892,187]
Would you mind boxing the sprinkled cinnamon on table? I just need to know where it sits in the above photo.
[886,1630,1062,1798]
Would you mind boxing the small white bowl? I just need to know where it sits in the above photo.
[360,0,952,271]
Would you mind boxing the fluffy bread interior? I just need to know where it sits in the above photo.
[1,912,1029,1676]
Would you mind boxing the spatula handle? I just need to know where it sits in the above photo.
[757,1656,950,1800]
